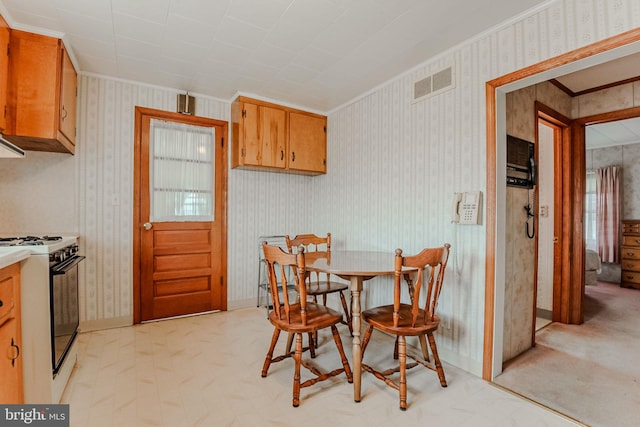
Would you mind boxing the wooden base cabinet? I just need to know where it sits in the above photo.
[232,96,326,175]
[5,30,77,154]
[0,263,23,404]
[621,220,640,289]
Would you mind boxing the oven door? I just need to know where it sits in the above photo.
[50,255,85,375]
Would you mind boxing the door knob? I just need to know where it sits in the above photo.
[553,236,559,243]
[143,222,152,230]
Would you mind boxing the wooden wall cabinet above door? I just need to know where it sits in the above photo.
[5,30,77,154]
[231,96,326,175]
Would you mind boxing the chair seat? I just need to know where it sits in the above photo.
[305,280,349,295]
[269,302,344,333]
[362,303,440,336]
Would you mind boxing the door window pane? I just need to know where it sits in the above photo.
[149,119,215,222]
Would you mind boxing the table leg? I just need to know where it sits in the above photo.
[350,276,363,402]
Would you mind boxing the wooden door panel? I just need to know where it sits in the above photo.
[155,277,211,296]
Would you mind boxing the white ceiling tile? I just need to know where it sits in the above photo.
[112,0,170,24]
[206,40,253,65]
[276,63,318,84]
[265,20,316,53]
[77,54,118,76]
[56,9,113,42]
[114,36,162,62]
[113,13,164,44]
[168,0,229,25]
[213,16,268,50]
[248,42,294,69]
[4,10,64,32]
[291,47,339,73]
[165,13,217,47]
[53,0,112,21]
[225,0,292,30]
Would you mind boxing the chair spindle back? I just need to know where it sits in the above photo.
[262,242,307,325]
[393,244,451,327]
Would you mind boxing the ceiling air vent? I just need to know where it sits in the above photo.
[413,64,455,103]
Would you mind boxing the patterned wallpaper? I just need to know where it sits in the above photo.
[1,0,639,377]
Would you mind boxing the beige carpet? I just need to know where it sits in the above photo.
[494,281,640,427]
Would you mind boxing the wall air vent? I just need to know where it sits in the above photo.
[413,64,455,103]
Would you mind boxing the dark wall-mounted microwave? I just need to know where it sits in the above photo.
[506,135,536,189]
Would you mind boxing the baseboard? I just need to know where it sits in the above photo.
[79,315,132,332]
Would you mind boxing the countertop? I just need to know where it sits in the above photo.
[0,248,30,270]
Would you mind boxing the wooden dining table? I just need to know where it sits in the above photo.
[305,249,414,402]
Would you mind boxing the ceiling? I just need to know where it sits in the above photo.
[0,0,546,112]
[1,0,639,147]
[555,54,640,149]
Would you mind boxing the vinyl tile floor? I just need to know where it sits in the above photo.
[61,307,583,427]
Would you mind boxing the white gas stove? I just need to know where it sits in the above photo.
[2,234,83,403]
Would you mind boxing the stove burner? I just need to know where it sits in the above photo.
[0,236,64,246]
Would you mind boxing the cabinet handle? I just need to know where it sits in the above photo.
[635,239,640,243]
[0,300,3,307]
[291,151,295,162]
[627,253,635,256]
[281,150,284,161]
[61,105,67,120]
[10,337,19,367]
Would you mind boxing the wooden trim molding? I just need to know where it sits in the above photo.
[483,27,640,381]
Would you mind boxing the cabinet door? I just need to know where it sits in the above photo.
[0,17,9,131]
[258,105,286,168]
[59,46,77,145]
[0,318,22,403]
[289,112,326,174]
[241,103,286,168]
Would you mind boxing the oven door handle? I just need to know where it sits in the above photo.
[51,255,86,275]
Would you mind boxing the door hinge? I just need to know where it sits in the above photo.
[221,137,224,147]
[242,110,246,118]
[323,125,326,133]
[220,276,224,287]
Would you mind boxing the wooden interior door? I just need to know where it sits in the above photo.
[134,107,228,322]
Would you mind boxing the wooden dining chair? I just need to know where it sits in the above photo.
[285,233,352,336]
[260,242,353,407]
[360,244,451,410]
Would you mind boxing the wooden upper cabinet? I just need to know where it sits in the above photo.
[289,112,326,174]
[5,30,77,154]
[232,96,326,175]
[0,16,9,132]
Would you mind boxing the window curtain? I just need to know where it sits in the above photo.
[595,166,621,263]
[585,170,597,251]
[149,119,215,222]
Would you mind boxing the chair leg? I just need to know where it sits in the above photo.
[427,332,447,387]
[286,331,316,358]
[398,335,407,410]
[361,324,374,356]
[418,335,430,362]
[330,325,353,383]
[262,328,281,377]
[293,333,302,407]
[338,291,353,336]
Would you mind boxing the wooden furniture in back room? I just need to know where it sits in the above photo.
[621,220,640,289]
